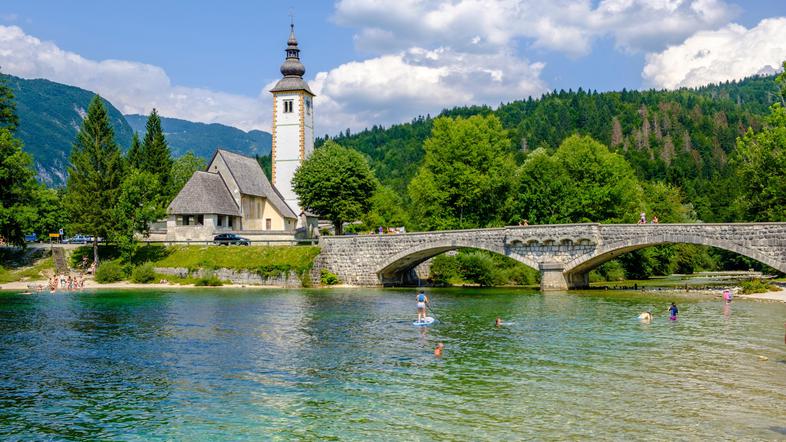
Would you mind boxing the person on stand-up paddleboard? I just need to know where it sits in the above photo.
[416,290,429,323]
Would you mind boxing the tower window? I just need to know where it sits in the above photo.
[283,99,294,113]
[305,97,312,115]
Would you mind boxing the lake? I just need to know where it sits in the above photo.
[1,288,785,440]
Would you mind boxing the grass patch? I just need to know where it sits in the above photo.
[70,244,171,268]
[153,272,199,285]
[0,256,54,283]
[154,245,321,278]
[739,278,780,294]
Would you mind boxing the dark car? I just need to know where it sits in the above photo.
[213,233,251,246]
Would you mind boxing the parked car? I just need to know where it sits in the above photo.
[64,234,92,244]
[24,233,38,243]
[213,233,251,246]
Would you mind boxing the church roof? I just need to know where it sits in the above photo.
[168,171,240,216]
[270,76,314,94]
[213,149,298,219]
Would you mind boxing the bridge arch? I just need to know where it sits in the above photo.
[564,233,786,278]
[376,239,540,285]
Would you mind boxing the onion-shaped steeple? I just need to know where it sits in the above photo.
[271,22,313,94]
[280,24,305,78]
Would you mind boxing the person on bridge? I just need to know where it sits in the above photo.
[416,289,429,322]
[668,302,679,321]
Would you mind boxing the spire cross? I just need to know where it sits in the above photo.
[289,10,294,28]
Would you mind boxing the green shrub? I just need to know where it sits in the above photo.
[320,268,341,285]
[95,260,125,283]
[457,251,495,286]
[592,260,626,282]
[131,262,156,283]
[429,255,459,285]
[740,278,779,294]
[195,270,224,286]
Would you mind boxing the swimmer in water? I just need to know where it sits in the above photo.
[722,289,733,304]
[638,311,653,323]
[668,302,678,321]
[496,317,502,327]
[434,342,444,357]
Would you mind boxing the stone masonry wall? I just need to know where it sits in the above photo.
[316,223,786,288]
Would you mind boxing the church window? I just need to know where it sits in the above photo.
[284,99,294,113]
[305,97,311,115]
[196,215,204,226]
[266,218,272,230]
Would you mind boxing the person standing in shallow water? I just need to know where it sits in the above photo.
[416,290,429,323]
[668,302,679,321]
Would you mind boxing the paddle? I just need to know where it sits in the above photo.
[426,302,439,322]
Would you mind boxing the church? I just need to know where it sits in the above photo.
[163,23,317,242]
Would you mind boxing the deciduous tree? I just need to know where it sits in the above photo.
[408,115,515,230]
[292,140,377,235]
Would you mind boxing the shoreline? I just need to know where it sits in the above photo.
[2,279,785,302]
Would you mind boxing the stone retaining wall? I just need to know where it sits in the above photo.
[154,267,305,287]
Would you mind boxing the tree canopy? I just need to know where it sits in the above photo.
[63,95,124,262]
[408,115,515,230]
[292,140,378,234]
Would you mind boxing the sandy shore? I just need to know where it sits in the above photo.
[0,279,281,291]
[737,290,786,303]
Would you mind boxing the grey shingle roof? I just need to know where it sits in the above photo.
[270,76,314,94]
[168,171,240,216]
[214,149,298,219]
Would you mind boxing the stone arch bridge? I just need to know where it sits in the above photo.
[314,223,786,290]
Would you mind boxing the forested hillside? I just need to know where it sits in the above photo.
[321,74,780,223]
[3,74,133,186]
[125,114,271,160]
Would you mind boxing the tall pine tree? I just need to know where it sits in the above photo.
[64,95,124,264]
[127,132,143,170]
[140,109,172,195]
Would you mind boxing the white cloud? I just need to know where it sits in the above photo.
[308,47,547,133]
[642,17,786,89]
[334,0,736,56]
[0,25,271,131]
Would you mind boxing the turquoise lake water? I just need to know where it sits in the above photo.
[1,288,785,440]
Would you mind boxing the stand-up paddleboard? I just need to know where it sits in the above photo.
[413,316,436,326]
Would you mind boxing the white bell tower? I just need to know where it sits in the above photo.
[270,22,314,222]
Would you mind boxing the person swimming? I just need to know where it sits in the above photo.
[668,302,679,321]
[638,311,653,323]
[416,290,429,323]
[434,342,444,357]
[495,317,502,327]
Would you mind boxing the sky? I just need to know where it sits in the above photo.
[1,0,786,136]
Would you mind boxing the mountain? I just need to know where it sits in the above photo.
[320,74,781,223]
[4,74,134,186]
[124,114,271,160]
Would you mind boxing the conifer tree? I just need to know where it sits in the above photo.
[140,109,172,193]
[127,132,143,170]
[0,71,18,132]
[64,95,124,264]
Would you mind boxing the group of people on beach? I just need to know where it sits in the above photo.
[48,273,85,292]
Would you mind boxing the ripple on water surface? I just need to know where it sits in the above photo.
[0,288,785,440]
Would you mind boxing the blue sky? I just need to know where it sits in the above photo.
[1,0,785,134]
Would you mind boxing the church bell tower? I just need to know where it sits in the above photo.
[270,22,315,221]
